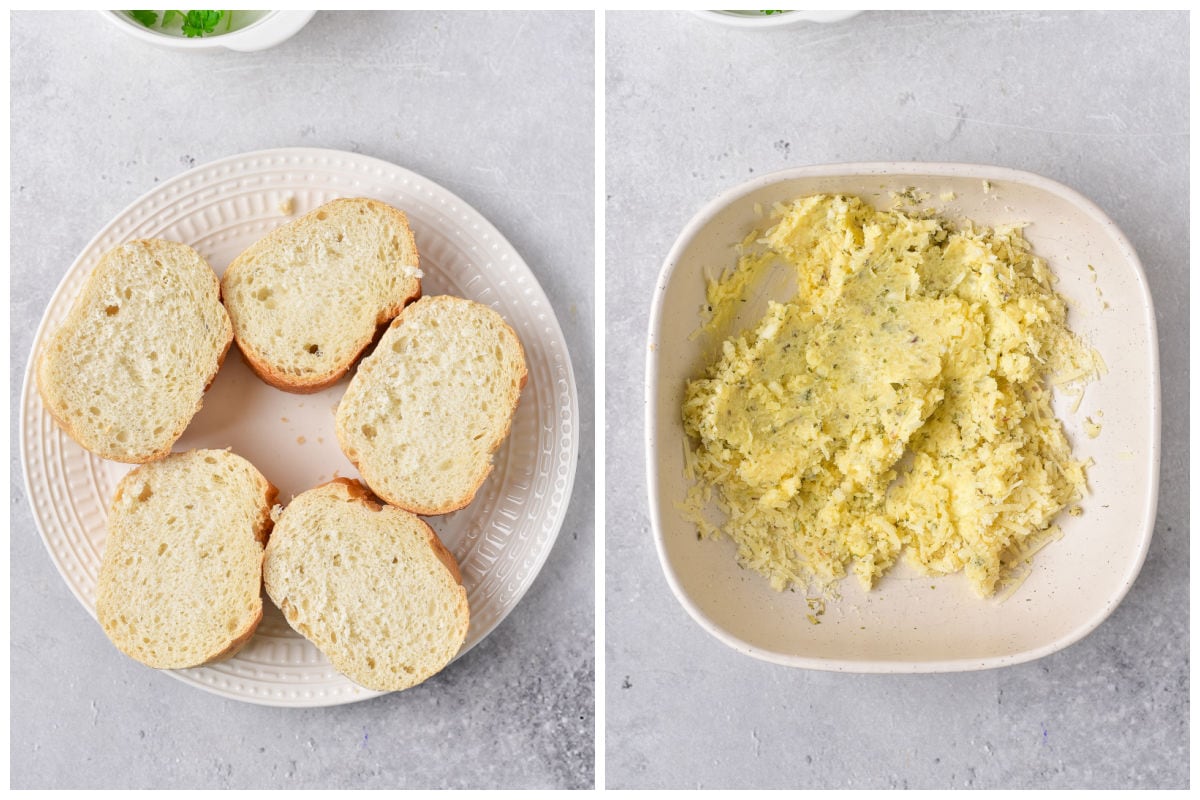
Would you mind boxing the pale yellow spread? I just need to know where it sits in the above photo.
[681,194,1101,597]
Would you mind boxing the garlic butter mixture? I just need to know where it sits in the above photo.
[681,194,1102,597]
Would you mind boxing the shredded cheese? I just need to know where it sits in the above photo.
[681,194,1101,598]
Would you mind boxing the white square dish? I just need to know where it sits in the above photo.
[645,163,1160,672]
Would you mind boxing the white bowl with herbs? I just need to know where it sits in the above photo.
[102,10,315,51]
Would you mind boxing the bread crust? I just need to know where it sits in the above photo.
[335,296,528,516]
[202,604,264,664]
[36,239,232,463]
[202,473,279,665]
[297,478,464,582]
[263,478,469,692]
[96,449,278,670]
[222,197,421,394]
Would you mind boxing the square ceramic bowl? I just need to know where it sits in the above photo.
[646,163,1160,672]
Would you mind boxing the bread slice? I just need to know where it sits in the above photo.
[334,295,527,515]
[36,239,232,463]
[95,449,277,670]
[220,197,422,393]
[263,479,469,692]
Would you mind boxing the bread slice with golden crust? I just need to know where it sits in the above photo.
[96,449,277,670]
[334,295,527,515]
[36,239,232,463]
[263,479,469,692]
[221,197,422,393]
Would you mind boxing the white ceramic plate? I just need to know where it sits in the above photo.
[21,147,578,705]
[647,163,1159,672]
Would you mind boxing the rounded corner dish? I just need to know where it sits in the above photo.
[646,162,1160,672]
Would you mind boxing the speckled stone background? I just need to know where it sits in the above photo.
[606,10,1187,790]
[11,11,594,790]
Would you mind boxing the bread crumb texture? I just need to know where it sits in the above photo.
[682,194,1103,598]
[335,295,527,515]
[96,449,277,669]
[36,239,231,462]
[263,479,469,692]
[221,197,421,392]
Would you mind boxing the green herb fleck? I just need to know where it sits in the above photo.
[128,10,157,27]
[181,10,226,37]
[125,9,234,37]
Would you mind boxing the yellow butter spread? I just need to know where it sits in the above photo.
[681,194,1101,597]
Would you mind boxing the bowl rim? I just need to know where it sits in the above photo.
[690,10,862,27]
[644,161,1161,673]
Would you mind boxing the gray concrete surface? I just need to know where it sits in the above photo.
[605,10,1187,790]
[10,11,594,790]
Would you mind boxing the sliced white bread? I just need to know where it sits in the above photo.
[220,197,422,393]
[96,449,277,670]
[263,479,469,692]
[334,295,528,515]
[36,239,232,463]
